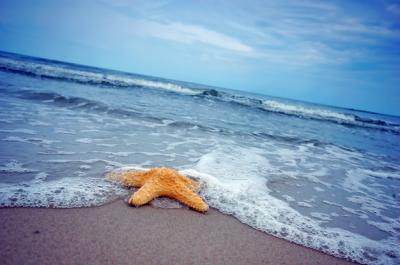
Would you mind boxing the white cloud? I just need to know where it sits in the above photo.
[100,0,400,67]
[133,19,253,53]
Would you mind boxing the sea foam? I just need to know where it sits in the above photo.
[179,145,400,265]
[0,57,201,96]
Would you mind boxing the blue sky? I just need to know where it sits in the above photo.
[0,0,399,115]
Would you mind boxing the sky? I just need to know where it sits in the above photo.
[0,0,399,115]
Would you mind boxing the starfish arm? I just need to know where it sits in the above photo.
[129,170,153,186]
[171,170,200,191]
[170,186,209,212]
[128,182,159,206]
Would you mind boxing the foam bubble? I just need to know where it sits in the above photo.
[0,175,128,208]
[0,160,37,173]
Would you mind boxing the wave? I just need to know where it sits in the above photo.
[1,54,398,134]
[0,87,164,124]
[184,144,400,265]
[198,92,400,134]
[0,87,387,155]
[261,99,353,121]
[182,169,398,265]
[0,57,202,95]
[0,87,341,148]
[0,87,231,137]
[259,99,399,132]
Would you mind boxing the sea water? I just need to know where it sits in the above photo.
[0,51,399,265]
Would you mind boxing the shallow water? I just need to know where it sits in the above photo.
[0,51,399,265]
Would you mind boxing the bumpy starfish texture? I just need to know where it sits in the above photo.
[108,167,208,212]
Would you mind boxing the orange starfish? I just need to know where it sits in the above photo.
[108,167,208,212]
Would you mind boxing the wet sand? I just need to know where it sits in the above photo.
[0,200,357,265]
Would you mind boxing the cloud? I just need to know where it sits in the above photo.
[133,19,253,53]
[100,0,400,67]
[228,1,400,66]
[99,1,253,53]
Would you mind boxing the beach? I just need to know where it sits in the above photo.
[0,200,356,265]
[1,52,399,265]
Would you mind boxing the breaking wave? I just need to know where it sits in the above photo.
[1,53,399,136]
[198,92,400,134]
[0,57,201,95]
[0,87,369,151]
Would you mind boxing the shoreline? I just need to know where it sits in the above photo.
[0,199,357,265]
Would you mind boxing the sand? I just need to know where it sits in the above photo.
[0,200,357,265]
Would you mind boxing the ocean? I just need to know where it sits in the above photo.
[0,51,399,265]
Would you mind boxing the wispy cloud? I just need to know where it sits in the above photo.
[222,1,400,66]
[133,20,253,53]
[102,0,400,67]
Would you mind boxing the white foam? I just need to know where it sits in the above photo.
[344,168,399,210]
[34,172,48,182]
[54,128,76,134]
[90,151,134,157]
[193,145,271,191]
[0,57,201,96]
[42,158,125,168]
[2,136,27,143]
[367,219,400,235]
[182,167,399,265]
[122,77,200,95]
[281,194,295,202]
[262,100,354,122]
[96,143,117,147]
[79,165,92,170]
[178,145,400,265]
[28,121,50,126]
[76,138,93,144]
[0,160,37,173]
[310,212,332,222]
[297,201,313,207]
[38,150,76,155]
[186,169,400,264]
[0,175,128,208]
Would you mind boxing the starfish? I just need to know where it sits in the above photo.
[108,167,208,212]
